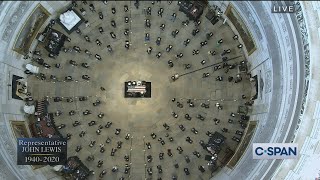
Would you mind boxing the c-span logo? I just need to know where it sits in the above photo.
[253,143,298,159]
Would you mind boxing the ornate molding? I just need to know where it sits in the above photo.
[0,125,16,161]
[293,2,310,136]
[1,1,33,43]
[0,63,4,95]
[0,124,24,179]
[265,70,272,93]
[0,161,10,180]
[235,1,263,41]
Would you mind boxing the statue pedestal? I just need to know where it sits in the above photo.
[58,9,84,34]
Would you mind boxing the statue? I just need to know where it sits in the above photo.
[59,10,80,30]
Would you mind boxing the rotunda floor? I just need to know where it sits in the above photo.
[27,1,252,179]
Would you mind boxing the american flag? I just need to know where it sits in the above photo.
[127,85,146,93]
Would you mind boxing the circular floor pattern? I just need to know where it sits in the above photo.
[27,1,253,180]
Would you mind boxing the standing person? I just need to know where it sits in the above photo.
[134,0,139,9]
[84,20,90,27]
[158,8,164,17]
[147,47,152,54]
[145,33,150,42]
[170,13,177,22]
[81,63,89,68]
[98,12,103,19]
[99,27,104,34]
[89,3,96,12]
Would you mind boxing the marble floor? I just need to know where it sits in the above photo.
[27,1,253,180]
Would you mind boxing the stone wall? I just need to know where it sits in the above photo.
[0,1,69,180]
[273,1,320,179]
[209,1,306,180]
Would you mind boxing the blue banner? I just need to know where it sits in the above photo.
[17,138,67,165]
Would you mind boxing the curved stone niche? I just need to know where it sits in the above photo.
[1,1,33,43]
[13,4,50,55]
[225,4,257,55]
